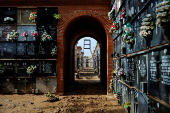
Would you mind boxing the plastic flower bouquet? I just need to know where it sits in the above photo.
[109,21,119,35]
[26,65,37,74]
[6,30,19,42]
[139,14,154,38]
[113,67,124,76]
[29,11,37,22]
[124,102,131,108]
[51,46,57,56]
[123,23,135,44]
[21,31,28,37]
[156,0,170,26]
[41,30,53,41]
[0,64,5,74]
[54,13,61,19]
[31,31,38,37]
[108,5,115,20]
[120,9,126,20]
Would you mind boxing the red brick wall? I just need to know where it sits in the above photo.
[57,6,113,94]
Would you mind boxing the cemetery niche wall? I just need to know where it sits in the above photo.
[110,0,170,113]
[0,7,58,94]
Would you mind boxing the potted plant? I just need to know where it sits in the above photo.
[44,92,59,102]
[124,102,131,113]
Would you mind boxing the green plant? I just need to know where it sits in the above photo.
[124,102,131,108]
[0,64,5,74]
[51,46,57,56]
[54,13,61,19]
[44,92,55,99]
[26,65,37,74]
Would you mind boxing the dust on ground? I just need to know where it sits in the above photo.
[0,68,125,113]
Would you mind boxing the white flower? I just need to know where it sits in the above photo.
[147,14,151,18]
[143,18,149,22]
[123,25,132,33]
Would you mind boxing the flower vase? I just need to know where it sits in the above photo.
[23,37,27,41]
[127,107,130,113]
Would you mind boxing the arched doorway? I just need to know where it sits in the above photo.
[63,16,107,94]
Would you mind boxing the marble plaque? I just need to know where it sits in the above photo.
[17,8,37,24]
[0,25,17,41]
[17,26,36,41]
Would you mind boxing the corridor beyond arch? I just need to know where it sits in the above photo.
[63,16,107,94]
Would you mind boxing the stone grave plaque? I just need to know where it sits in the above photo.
[17,8,37,24]
[149,54,157,82]
[17,43,26,56]
[17,62,28,76]
[46,42,57,55]
[121,84,128,106]
[0,25,17,41]
[0,7,17,24]
[127,58,135,81]
[37,25,45,41]
[0,78,16,93]
[161,54,170,85]
[17,25,36,41]
[37,42,57,58]
[138,55,147,83]
[159,48,170,103]
[17,78,36,93]
[36,77,57,93]
[140,60,146,78]
[27,43,36,56]
[0,42,16,58]
[37,61,56,76]
[2,61,16,75]
[48,25,57,41]
[37,7,58,25]
[37,42,46,55]
[17,42,36,58]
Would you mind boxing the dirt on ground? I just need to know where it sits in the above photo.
[0,72,125,113]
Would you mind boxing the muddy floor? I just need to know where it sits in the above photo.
[0,74,125,113]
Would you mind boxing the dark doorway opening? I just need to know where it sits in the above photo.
[64,16,107,95]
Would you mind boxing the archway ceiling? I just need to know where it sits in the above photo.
[64,16,106,43]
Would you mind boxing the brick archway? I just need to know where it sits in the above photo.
[57,10,113,95]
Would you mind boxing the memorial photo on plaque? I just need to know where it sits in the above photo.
[0,7,17,24]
